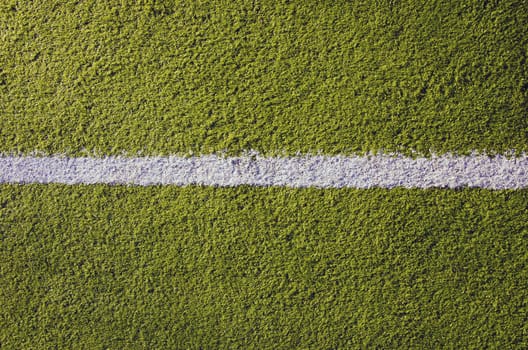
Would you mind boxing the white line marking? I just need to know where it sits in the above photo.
[0,152,527,189]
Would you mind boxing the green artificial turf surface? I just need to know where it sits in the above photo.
[0,0,527,156]
[1,185,527,348]
[2,0,528,348]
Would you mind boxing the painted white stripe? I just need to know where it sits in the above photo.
[0,152,527,189]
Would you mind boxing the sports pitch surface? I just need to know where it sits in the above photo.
[1,0,528,348]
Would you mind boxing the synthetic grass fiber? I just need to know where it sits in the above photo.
[1,185,527,348]
[0,0,527,156]
[1,0,528,348]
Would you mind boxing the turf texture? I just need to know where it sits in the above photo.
[1,0,528,348]
[0,0,527,156]
[1,185,527,348]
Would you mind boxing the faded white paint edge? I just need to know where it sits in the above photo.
[0,152,527,189]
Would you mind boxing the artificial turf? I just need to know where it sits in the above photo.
[1,0,528,348]
[1,185,527,348]
[0,0,527,157]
